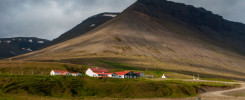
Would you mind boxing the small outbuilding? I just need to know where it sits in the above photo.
[162,74,167,78]
[71,73,82,76]
[135,72,144,77]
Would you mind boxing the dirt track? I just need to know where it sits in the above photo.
[132,81,245,100]
[199,82,245,100]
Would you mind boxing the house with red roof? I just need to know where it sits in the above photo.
[50,70,70,75]
[86,68,115,77]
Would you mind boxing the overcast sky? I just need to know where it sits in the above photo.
[0,0,245,40]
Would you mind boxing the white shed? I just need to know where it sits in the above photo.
[162,74,167,78]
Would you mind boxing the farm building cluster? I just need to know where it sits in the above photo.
[85,68,144,78]
[50,67,166,79]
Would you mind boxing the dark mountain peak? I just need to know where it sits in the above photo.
[125,0,245,54]
[128,0,245,32]
[130,0,224,26]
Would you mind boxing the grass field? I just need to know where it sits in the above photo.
[0,75,237,100]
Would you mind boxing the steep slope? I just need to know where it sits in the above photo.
[12,0,245,80]
[0,37,49,59]
[47,12,119,47]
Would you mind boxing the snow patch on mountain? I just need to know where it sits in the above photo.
[10,51,16,55]
[26,48,32,51]
[22,48,32,52]
[37,41,44,43]
[29,39,33,42]
[103,14,117,17]
[5,40,11,43]
[90,24,95,27]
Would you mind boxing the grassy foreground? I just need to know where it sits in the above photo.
[0,75,237,100]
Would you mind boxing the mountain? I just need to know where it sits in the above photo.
[0,37,50,59]
[47,12,119,46]
[12,0,245,80]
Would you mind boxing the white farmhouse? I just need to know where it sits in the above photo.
[50,70,69,75]
[86,68,109,77]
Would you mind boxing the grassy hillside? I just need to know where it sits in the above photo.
[0,75,237,99]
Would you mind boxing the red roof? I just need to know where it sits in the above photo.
[116,71,131,75]
[53,70,68,73]
[95,73,113,75]
[90,68,109,73]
